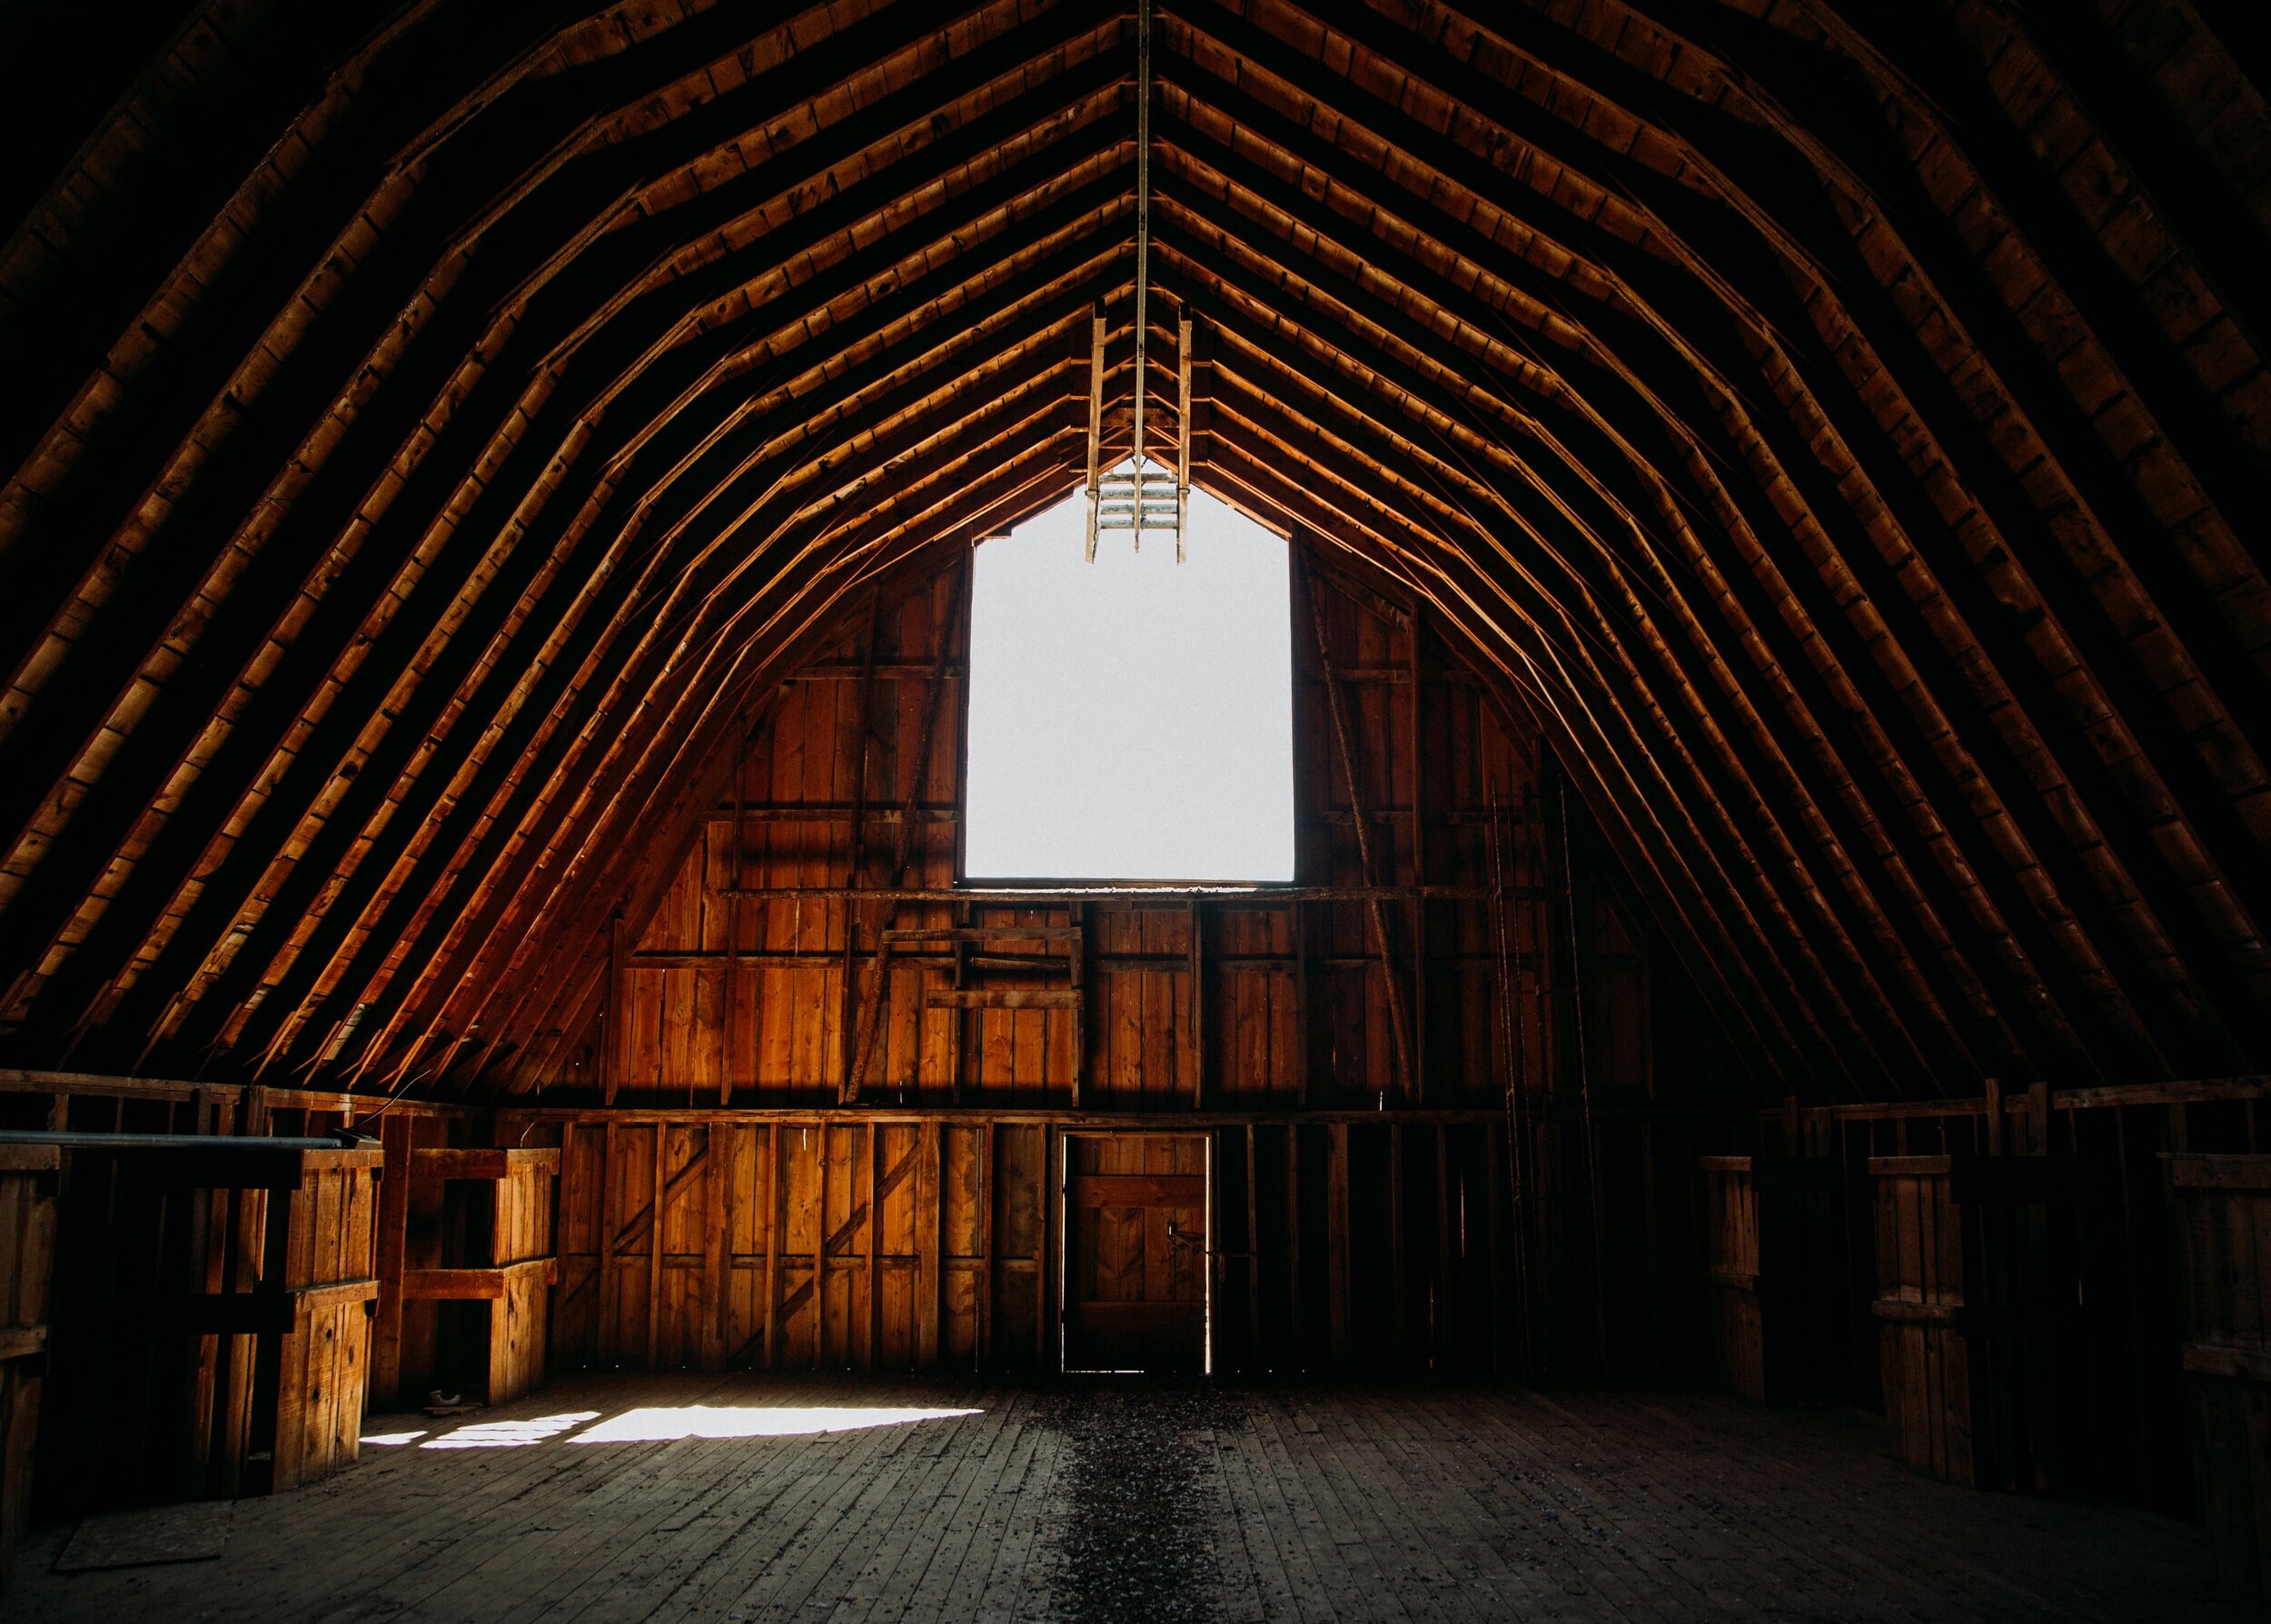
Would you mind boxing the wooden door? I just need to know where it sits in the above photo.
[1063,1135,1207,1371]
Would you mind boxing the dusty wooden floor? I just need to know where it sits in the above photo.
[4,1373,2247,1622]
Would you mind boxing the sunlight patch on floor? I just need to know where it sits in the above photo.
[567,1404,983,1443]
[419,1411,601,1449]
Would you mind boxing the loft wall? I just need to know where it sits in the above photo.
[597,547,1668,1112]
[527,1112,1704,1382]
[517,542,1709,1381]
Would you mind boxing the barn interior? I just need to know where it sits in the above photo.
[0,1,2267,1618]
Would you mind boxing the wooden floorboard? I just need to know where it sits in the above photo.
[4,1374,2250,1622]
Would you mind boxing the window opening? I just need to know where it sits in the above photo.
[962,471,1295,884]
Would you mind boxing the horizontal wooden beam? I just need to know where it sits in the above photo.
[719,884,1509,903]
[884,926,1082,945]
[0,1070,461,1116]
[179,1277,378,1332]
[628,948,1602,973]
[402,1259,559,1301]
[1068,1172,1205,1206]
[409,1147,562,1182]
[924,988,1081,1010]
[0,1135,382,1189]
[493,1104,1728,1126]
[0,1324,47,1362]
[1766,1074,2271,1123]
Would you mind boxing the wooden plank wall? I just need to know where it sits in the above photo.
[604,551,1661,1116]
[541,1117,1035,1375]
[528,1107,1706,1381]
[2167,1154,2271,1599]
[1758,1078,2267,1520]
[489,1158,557,1404]
[0,1145,55,1587]
[264,1153,382,1492]
[565,545,1694,1379]
[0,1073,454,1519]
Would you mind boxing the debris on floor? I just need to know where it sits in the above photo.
[53,1500,233,1572]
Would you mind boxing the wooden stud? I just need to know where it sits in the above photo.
[1304,551,1416,1102]
[1390,1122,1407,1369]
[811,1125,828,1370]
[647,1124,665,1369]
[763,1125,783,1372]
[978,1124,995,1371]
[867,1124,882,1371]
[598,1123,619,1364]
[1284,1126,1301,1371]
[1190,898,1205,1111]
[1244,1123,1262,1371]
[1434,1125,1453,1371]
[1326,1121,1350,1366]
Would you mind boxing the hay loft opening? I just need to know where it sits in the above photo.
[961,463,1295,885]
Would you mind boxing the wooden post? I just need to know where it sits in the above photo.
[1294,903,1313,1107]
[978,1124,995,1371]
[763,1125,784,1371]
[1304,553,1415,1102]
[1245,1124,1262,1370]
[605,916,627,1105]
[1486,1121,1506,1375]
[1070,902,1086,1109]
[1326,1122,1350,1367]
[372,1114,412,1402]
[839,595,882,1102]
[1408,607,1427,1104]
[846,563,963,1101]
[867,1124,882,1371]
[1390,1122,1407,1368]
[1036,1124,1051,1371]
[724,729,746,1107]
[1435,1126,1453,1369]
[1205,1127,1220,1375]
[705,1124,729,1369]
[1284,1127,1302,1370]
[812,1125,828,1369]
[921,1121,943,1369]
[646,1124,665,1370]
[598,1123,618,1363]
[949,902,967,1106]
[1189,898,1205,1110]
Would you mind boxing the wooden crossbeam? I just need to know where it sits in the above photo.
[926,988,1081,1010]
[402,1261,556,1301]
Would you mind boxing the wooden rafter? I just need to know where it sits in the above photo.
[0,1,2262,1103]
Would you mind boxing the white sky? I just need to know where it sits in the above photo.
[963,465,1296,882]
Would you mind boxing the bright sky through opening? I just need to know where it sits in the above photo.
[964,465,1295,882]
